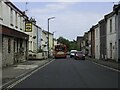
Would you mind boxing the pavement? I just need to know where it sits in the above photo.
[1,58,53,89]
[85,56,120,70]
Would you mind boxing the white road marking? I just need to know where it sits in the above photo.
[92,61,120,72]
[4,59,55,89]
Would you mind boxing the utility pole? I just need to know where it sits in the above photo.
[25,2,28,14]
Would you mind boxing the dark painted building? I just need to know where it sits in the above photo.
[114,4,120,62]
[76,36,83,51]
[99,19,107,60]
[90,26,95,58]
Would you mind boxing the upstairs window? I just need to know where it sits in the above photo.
[20,16,22,30]
[110,19,112,33]
[96,29,98,38]
[10,8,13,26]
[15,12,18,28]
[0,2,2,18]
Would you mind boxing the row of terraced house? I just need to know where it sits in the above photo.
[0,0,58,67]
[77,4,120,62]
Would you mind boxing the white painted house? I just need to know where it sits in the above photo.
[114,4,120,62]
[41,30,48,57]
[105,11,117,61]
[0,1,29,67]
[41,30,54,57]
[94,24,100,59]
[25,18,42,53]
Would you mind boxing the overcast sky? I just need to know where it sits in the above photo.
[12,1,119,41]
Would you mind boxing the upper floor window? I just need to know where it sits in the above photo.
[15,12,18,28]
[0,2,2,18]
[10,8,13,26]
[110,19,112,33]
[96,29,98,38]
[115,42,117,50]
[20,16,22,30]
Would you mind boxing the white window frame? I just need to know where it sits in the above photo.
[10,8,13,26]
[15,12,18,28]
[110,19,112,33]
[20,15,22,30]
[0,2,2,19]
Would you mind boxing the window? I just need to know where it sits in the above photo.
[0,2,2,18]
[110,43,112,58]
[20,16,22,30]
[10,8,13,26]
[96,29,98,38]
[8,39,11,53]
[20,40,23,48]
[15,12,18,28]
[115,42,117,50]
[110,19,112,33]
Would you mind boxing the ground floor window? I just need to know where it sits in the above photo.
[8,38,11,53]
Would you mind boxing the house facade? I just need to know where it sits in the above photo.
[87,31,91,57]
[90,26,95,58]
[114,4,120,62]
[41,30,54,57]
[0,1,29,67]
[41,30,48,57]
[82,32,89,55]
[105,11,117,61]
[94,24,100,59]
[99,19,107,60]
[116,4,120,62]
[25,18,42,53]
[76,36,83,51]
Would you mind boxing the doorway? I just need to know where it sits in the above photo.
[110,43,112,59]
[119,40,120,62]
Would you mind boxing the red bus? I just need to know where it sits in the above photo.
[54,44,67,58]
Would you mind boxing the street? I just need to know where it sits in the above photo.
[9,57,119,88]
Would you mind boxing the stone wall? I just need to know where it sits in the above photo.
[2,36,14,67]
[2,35,28,67]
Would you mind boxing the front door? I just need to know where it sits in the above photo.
[110,43,112,59]
[13,39,16,64]
[118,40,120,62]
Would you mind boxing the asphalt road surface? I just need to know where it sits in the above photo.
[12,57,119,88]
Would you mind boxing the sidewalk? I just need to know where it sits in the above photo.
[2,58,53,88]
[85,57,120,70]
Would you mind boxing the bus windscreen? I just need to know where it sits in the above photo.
[55,46,65,51]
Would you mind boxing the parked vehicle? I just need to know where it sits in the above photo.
[70,50,77,58]
[74,51,85,60]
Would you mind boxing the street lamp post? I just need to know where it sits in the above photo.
[52,31,56,47]
[48,17,55,58]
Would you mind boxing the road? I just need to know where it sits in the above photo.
[11,57,118,88]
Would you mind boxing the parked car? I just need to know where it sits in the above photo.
[74,51,85,60]
[70,50,77,58]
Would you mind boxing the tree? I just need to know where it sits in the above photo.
[57,36,70,51]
